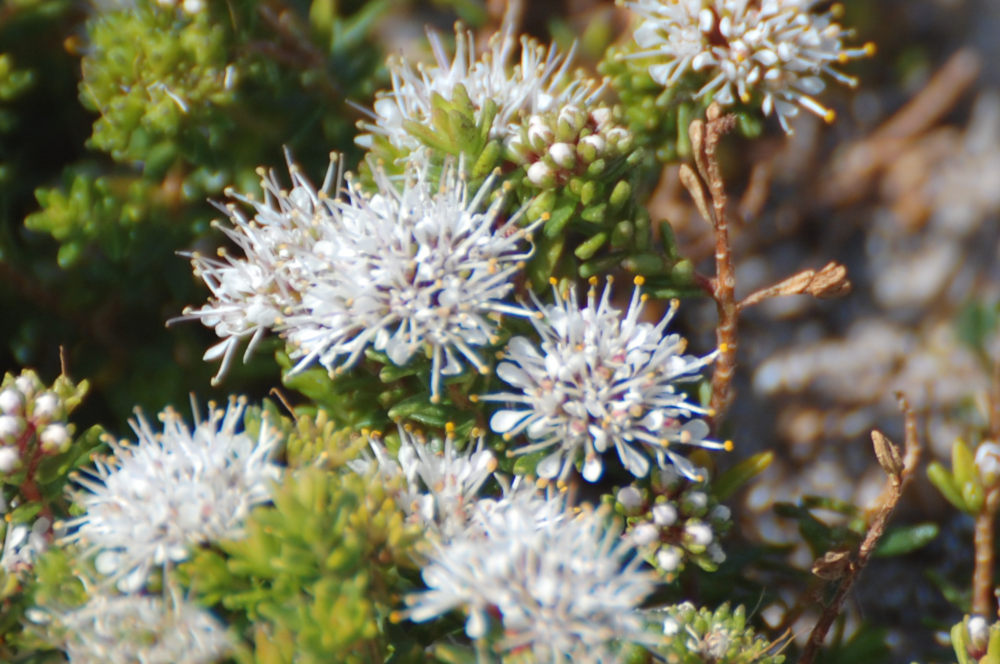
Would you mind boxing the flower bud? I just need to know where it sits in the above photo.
[0,389,23,415]
[632,523,660,546]
[14,375,40,400]
[976,442,1000,486]
[657,546,682,572]
[589,107,612,129]
[548,142,576,169]
[0,415,24,442]
[527,116,553,151]
[968,615,990,655]
[557,105,586,139]
[652,502,678,527]
[40,423,71,453]
[685,521,713,547]
[616,486,644,512]
[0,446,20,473]
[526,161,555,187]
[33,393,60,421]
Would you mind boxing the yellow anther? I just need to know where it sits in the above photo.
[633,275,646,286]
[724,440,734,451]
[719,342,730,353]
[588,276,599,286]
[864,42,877,56]
[824,109,837,124]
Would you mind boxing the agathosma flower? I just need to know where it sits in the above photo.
[401,492,656,662]
[481,277,727,482]
[183,152,539,402]
[356,19,604,158]
[60,397,281,591]
[624,0,875,132]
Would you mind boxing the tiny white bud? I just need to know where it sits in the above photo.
[657,546,682,572]
[527,119,554,150]
[557,105,586,131]
[548,142,576,169]
[0,389,23,415]
[652,503,678,526]
[589,107,612,129]
[687,491,709,510]
[579,134,606,155]
[709,504,731,522]
[526,161,555,187]
[13,376,38,399]
[976,442,1000,485]
[616,486,643,511]
[968,615,990,653]
[32,393,60,421]
[182,0,204,13]
[663,617,680,636]
[40,424,70,452]
[685,521,713,547]
[0,446,20,473]
[631,523,659,546]
[0,415,24,442]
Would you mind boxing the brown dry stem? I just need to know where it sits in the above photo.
[798,394,921,664]
[683,104,738,417]
[972,363,1000,618]
[973,487,1000,617]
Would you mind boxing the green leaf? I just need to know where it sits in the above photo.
[952,620,972,664]
[952,438,979,492]
[713,451,773,500]
[927,460,968,512]
[873,523,938,557]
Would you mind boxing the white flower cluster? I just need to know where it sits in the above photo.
[0,372,73,473]
[52,591,231,664]
[625,0,875,132]
[60,397,281,592]
[184,153,539,402]
[356,20,604,156]
[402,489,656,662]
[353,424,498,539]
[481,277,725,483]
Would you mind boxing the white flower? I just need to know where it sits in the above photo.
[625,0,875,132]
[356,20,604,156]
[183,152,539,402]
[401,492,656,662]
[53,592,232,664]
[1,517,50,573]
[60,396,281,592]
[482,276,727,482]
[976,441,1000,485]
[358,424,497,538]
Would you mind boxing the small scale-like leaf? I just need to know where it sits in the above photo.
[874,523,939,557]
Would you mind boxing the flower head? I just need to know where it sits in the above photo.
[183,152,539,401]
[354,424,497,538]
[482,277,725,482]
[51,592,232,664]
[625,0,875,132]
[357,20,604,157]
[401,492,656,661]
[61,396,282,591]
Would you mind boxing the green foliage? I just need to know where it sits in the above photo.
[181,412,421,663]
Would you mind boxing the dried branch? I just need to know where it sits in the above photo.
[973,488,1000,617]
[972,363,1000,618]
[737,262,851,311]
[683,104,739,417]
[798,394,921,664]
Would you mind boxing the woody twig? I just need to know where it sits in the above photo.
[680,104,738,417]
[681,105,853,418]
[798,394,921,664]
